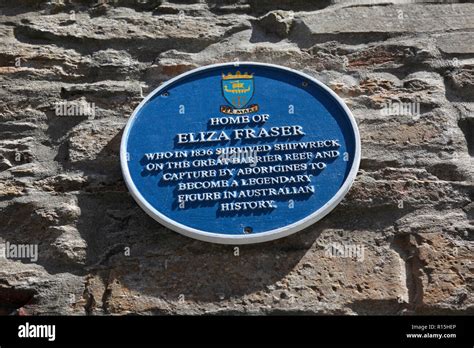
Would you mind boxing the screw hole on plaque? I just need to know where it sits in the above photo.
[243,226,253,234]
[162,91,169,97]
[302,81,308,87]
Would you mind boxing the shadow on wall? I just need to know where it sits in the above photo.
[71,127,323,305]
[0,124,422,312]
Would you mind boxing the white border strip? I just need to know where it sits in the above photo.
[120,62,361,245]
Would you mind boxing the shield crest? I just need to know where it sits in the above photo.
[222,72,254,109]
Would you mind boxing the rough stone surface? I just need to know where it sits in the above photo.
[0,0,472,315]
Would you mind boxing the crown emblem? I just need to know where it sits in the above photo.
[222,71,253,80]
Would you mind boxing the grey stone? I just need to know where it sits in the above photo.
[256,10,295,39]
[0,0,472,316]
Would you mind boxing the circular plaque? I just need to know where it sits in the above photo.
[121,62,360,244]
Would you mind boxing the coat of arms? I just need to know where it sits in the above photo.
[220,71,259,115]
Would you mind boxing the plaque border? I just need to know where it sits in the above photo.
[120,62,361,244]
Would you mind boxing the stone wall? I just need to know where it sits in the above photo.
[0,0,472,315]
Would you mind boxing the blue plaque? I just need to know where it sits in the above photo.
[121,62,360,244]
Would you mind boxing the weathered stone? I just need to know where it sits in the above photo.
[0,0,472,316]
[446,68,474,101]
[392,232,473,313]
[50,225,87,266]
[435,32,474,55]
[256,10,294,39]
[295,4,474,36]
[82,230,408,314]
